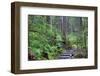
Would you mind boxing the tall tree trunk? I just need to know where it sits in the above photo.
[50,16,53,31]
[46,16,53,31]
[62,16,69,49]
[46,16,51,24]
[58,16,69,49]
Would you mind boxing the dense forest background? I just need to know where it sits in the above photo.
[28,15,88,60]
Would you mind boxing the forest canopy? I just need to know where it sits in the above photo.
[28,15,88,60]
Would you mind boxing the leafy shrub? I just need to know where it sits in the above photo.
[28,24,64,60]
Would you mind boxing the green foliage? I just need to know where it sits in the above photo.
[28,23,64,60]
[67,33,78,45]
[67,31,87,49]
[66,17,88,50]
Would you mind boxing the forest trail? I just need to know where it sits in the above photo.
[28,15,88,60]
[58,49,75,59]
